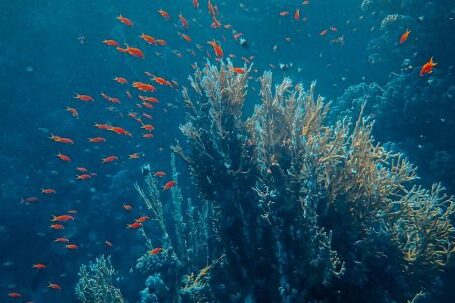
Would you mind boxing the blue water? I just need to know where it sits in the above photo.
[1,0,454,302]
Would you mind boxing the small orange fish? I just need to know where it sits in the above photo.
[143,133,154,138]
[129,153,141,159]
[94,123,112,130]
[88,137,106,143]
[50,135,74,144]
[117,15,133,26]
[102,155,118,164]
[54,237,70,243]
[178,13,189,29]
[33,263,47,269]
[154,171,166,177]
[65,244,78,250]
[279,11,289,16]
[66,106,79,118]
[48,283,62,290]
[158,9,170,20]
[114,76,128,84]
[132,82,156,92]
[294,9,300,21]
[156,39,167,46]
[135,216,150,223]
[108,126,132,136]
[230,67,245,74]
[140,33,158,45]
[125,46,144,58]
[57,152,71,162]
[142,102,154,109]
[76,167,88,173]
[74,93,94,102]
[51,215,74,222]
[193,0,199,9]
[8,292,22,298]
[102,39,119,47]
[149,247,163,255]
[420,57,437,76]
[76,174,92,180]
[50,224,65,230]
[139,96,159,103]
[320,29,328,36]
[163,180,176,191]
[123,204,133,211]
[41,188,56,195]
[127,222,142,229]
[141,124,154,131]
[207,40,223,57]
[179,33,192,42]
[400,29,411,44]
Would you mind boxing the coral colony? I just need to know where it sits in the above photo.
[75,62,455,303]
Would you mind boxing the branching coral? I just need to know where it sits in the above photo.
[174,61,455,302]
[75,255,123,303]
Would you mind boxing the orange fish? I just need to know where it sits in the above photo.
[8,292,22,298]
[127,222,142,229]
[193,0,199,9]
[158,9,170,20]
[117,15,133,26]
[54,237,70,243]
[207,40,223,57]
[420,57,437,76]
[124,46,144,58]
[139,96,159,103]
[41,188,56,195]
[57,152,71,162]
[132,81,156,92]
[149,247,163,255]
[33,263,47,269]
[114,76,128,84]
[66,106,79,118]
[50,224,64,230]
[50,135,74,144]
[143,133,154,138]
[178,13,189,29]
[76,174,92,180]
[74,93,94,102]
[88,137,106,143]
[102,155,118,163]
[140,33,158,45]
[108,126,132,136]
[135,216,150,223]
[294,9,300,21]
[129,153,141,159]
[400,29,411,44]
[141,102,154,109]
[154,171,166,177]
[123,204,133,211]
[156,39,167,46]
[320,29,328,36]
[179,33,192,42]
[142,113,152,119]
[279,11,289,16]
[102,39,119,47]
[65,244,78,250]
[141,124,154,131]
[163,180,176,191]
[94,123,112,130]
[51,215,74,222]
[76,167,88,173]
[230,67,245,74]
[48,283,62,290]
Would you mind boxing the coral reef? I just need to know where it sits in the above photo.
[75,255,124,303]
[166,61,455,302]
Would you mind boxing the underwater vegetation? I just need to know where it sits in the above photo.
[74,62,455,302]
